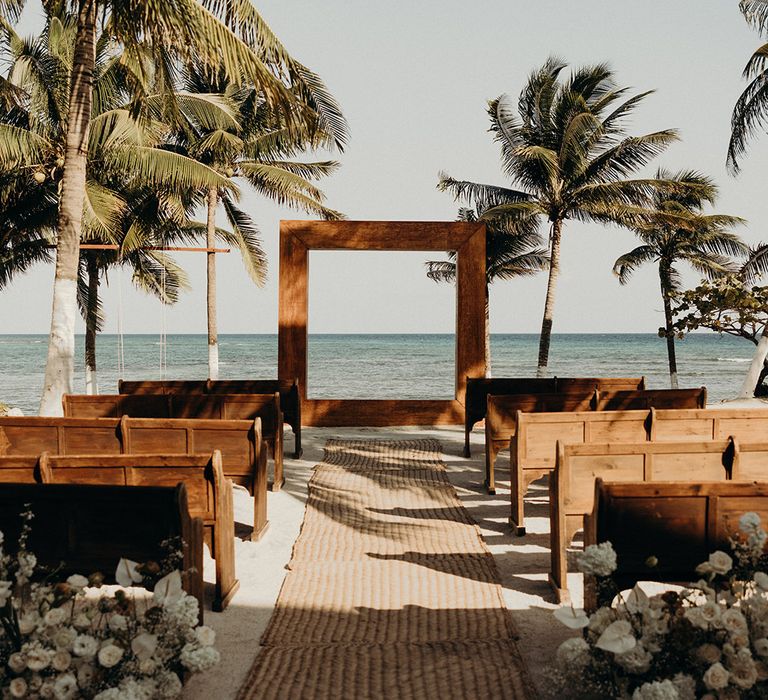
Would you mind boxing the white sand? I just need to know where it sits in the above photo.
[186,398,768,698]
[184,425,576,699]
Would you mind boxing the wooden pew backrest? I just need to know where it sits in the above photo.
[549,438,739,603]
[40,450,239,611]
[0,482,204,617]
[118,378,302,457]
[584,479,768,608]
[596,387,706,410]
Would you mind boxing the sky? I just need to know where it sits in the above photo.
[1,0,766,335]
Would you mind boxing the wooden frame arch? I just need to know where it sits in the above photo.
[278,220,486,426]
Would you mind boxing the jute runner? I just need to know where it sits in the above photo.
[237,438,535,699]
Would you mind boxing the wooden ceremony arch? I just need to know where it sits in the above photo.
[278,220,486,426]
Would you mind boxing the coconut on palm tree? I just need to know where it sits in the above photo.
[426,203,548,374]
[613,169,746,388]
[439,58,685,377]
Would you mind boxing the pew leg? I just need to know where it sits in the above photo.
[183,517,206,625]
[293,425,303,459]
[251,449,269,542]
[485,444,499,495]
[270,436,285,492]
[213,481,240,612]
[509,460,526,536]
[549,512,584,605]
[463,428,471,458]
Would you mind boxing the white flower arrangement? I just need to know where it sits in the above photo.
[551,512,768,698]
[1,509,219,698]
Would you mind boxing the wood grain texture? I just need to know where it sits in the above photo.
[547,438,768,603]
[4,451,240,612]
[278,220,486,426]
[584,479,768,610]
[119,378,302,458]
[0,415,268,537]
[302,400,464,427]
[0,482,205,621]
[61,394,284,491]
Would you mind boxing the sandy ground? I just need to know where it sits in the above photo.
[184,425,578,699]
[185,398,768,698]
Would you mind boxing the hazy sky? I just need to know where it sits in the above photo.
[1,1,766,335]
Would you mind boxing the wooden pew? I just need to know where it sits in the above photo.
[547,438,768,603]
[0,451,239,612]
[463,376,645,457]
[509,393,713,534]
[595,387,706,410]
[485,387,706,496]
[485,391,597,494]
[62,393,285,491]
[119,378,303,458]
[583,479,768,611]
[0,482,205,620]
[0,415,268,540]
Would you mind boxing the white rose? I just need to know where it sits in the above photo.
[755,638,768,657]
[66,574,89,591]
[72,613,91,630]
[755,572,768,591]
[108,614,127,632]
[709,551,733,575]
[740,512,762,532]
[44,607,67,627]
[51,650,71,671]
[53,627,76,650]
[722,608,748,635]
[7,651,27,673]
[555,637,590,670]
[138,658,157,674]
[703,662,730,690]
[19,611,40,634]
[53,673,78,700]
[73,634,99,658]
[588,607,616,634]
[97,644,123,668]
[631,679,678,700]
[596,620,636,654]
[26,645,51,671]
[553,605,589,629]
[77,663,95,687]
[194,625,216,646]
[577,541,617,577]
[615,642,652,674]
[9,677,27,698]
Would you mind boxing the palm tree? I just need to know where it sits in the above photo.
[728,0,768,171]
[0,10,234,391]
[613,170,746,388]
[439,58,684,377]
[172,65,347,379]
[426,204,548,374]
[0,0,322,415]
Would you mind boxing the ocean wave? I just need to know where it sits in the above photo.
[716,357,751,363]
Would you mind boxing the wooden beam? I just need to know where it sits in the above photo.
[277,219,487,426]
[73,245,231,253]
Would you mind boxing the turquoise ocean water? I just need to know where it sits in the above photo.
[0,333,756,415]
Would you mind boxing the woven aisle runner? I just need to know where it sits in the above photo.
[236,439,535,699]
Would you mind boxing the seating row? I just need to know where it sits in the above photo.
[117,378,302,458]
[0,450,239,613]
[484,387,706,493]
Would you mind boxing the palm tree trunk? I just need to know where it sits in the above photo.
[84,253,99,395]
[206,186,219,380]
[660,269,679,389]
[39,0,97,416]
[739,325,768,398]
[484,282,491,377]
[536,219,562,378]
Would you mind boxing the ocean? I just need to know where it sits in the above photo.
[0,333,756,415]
